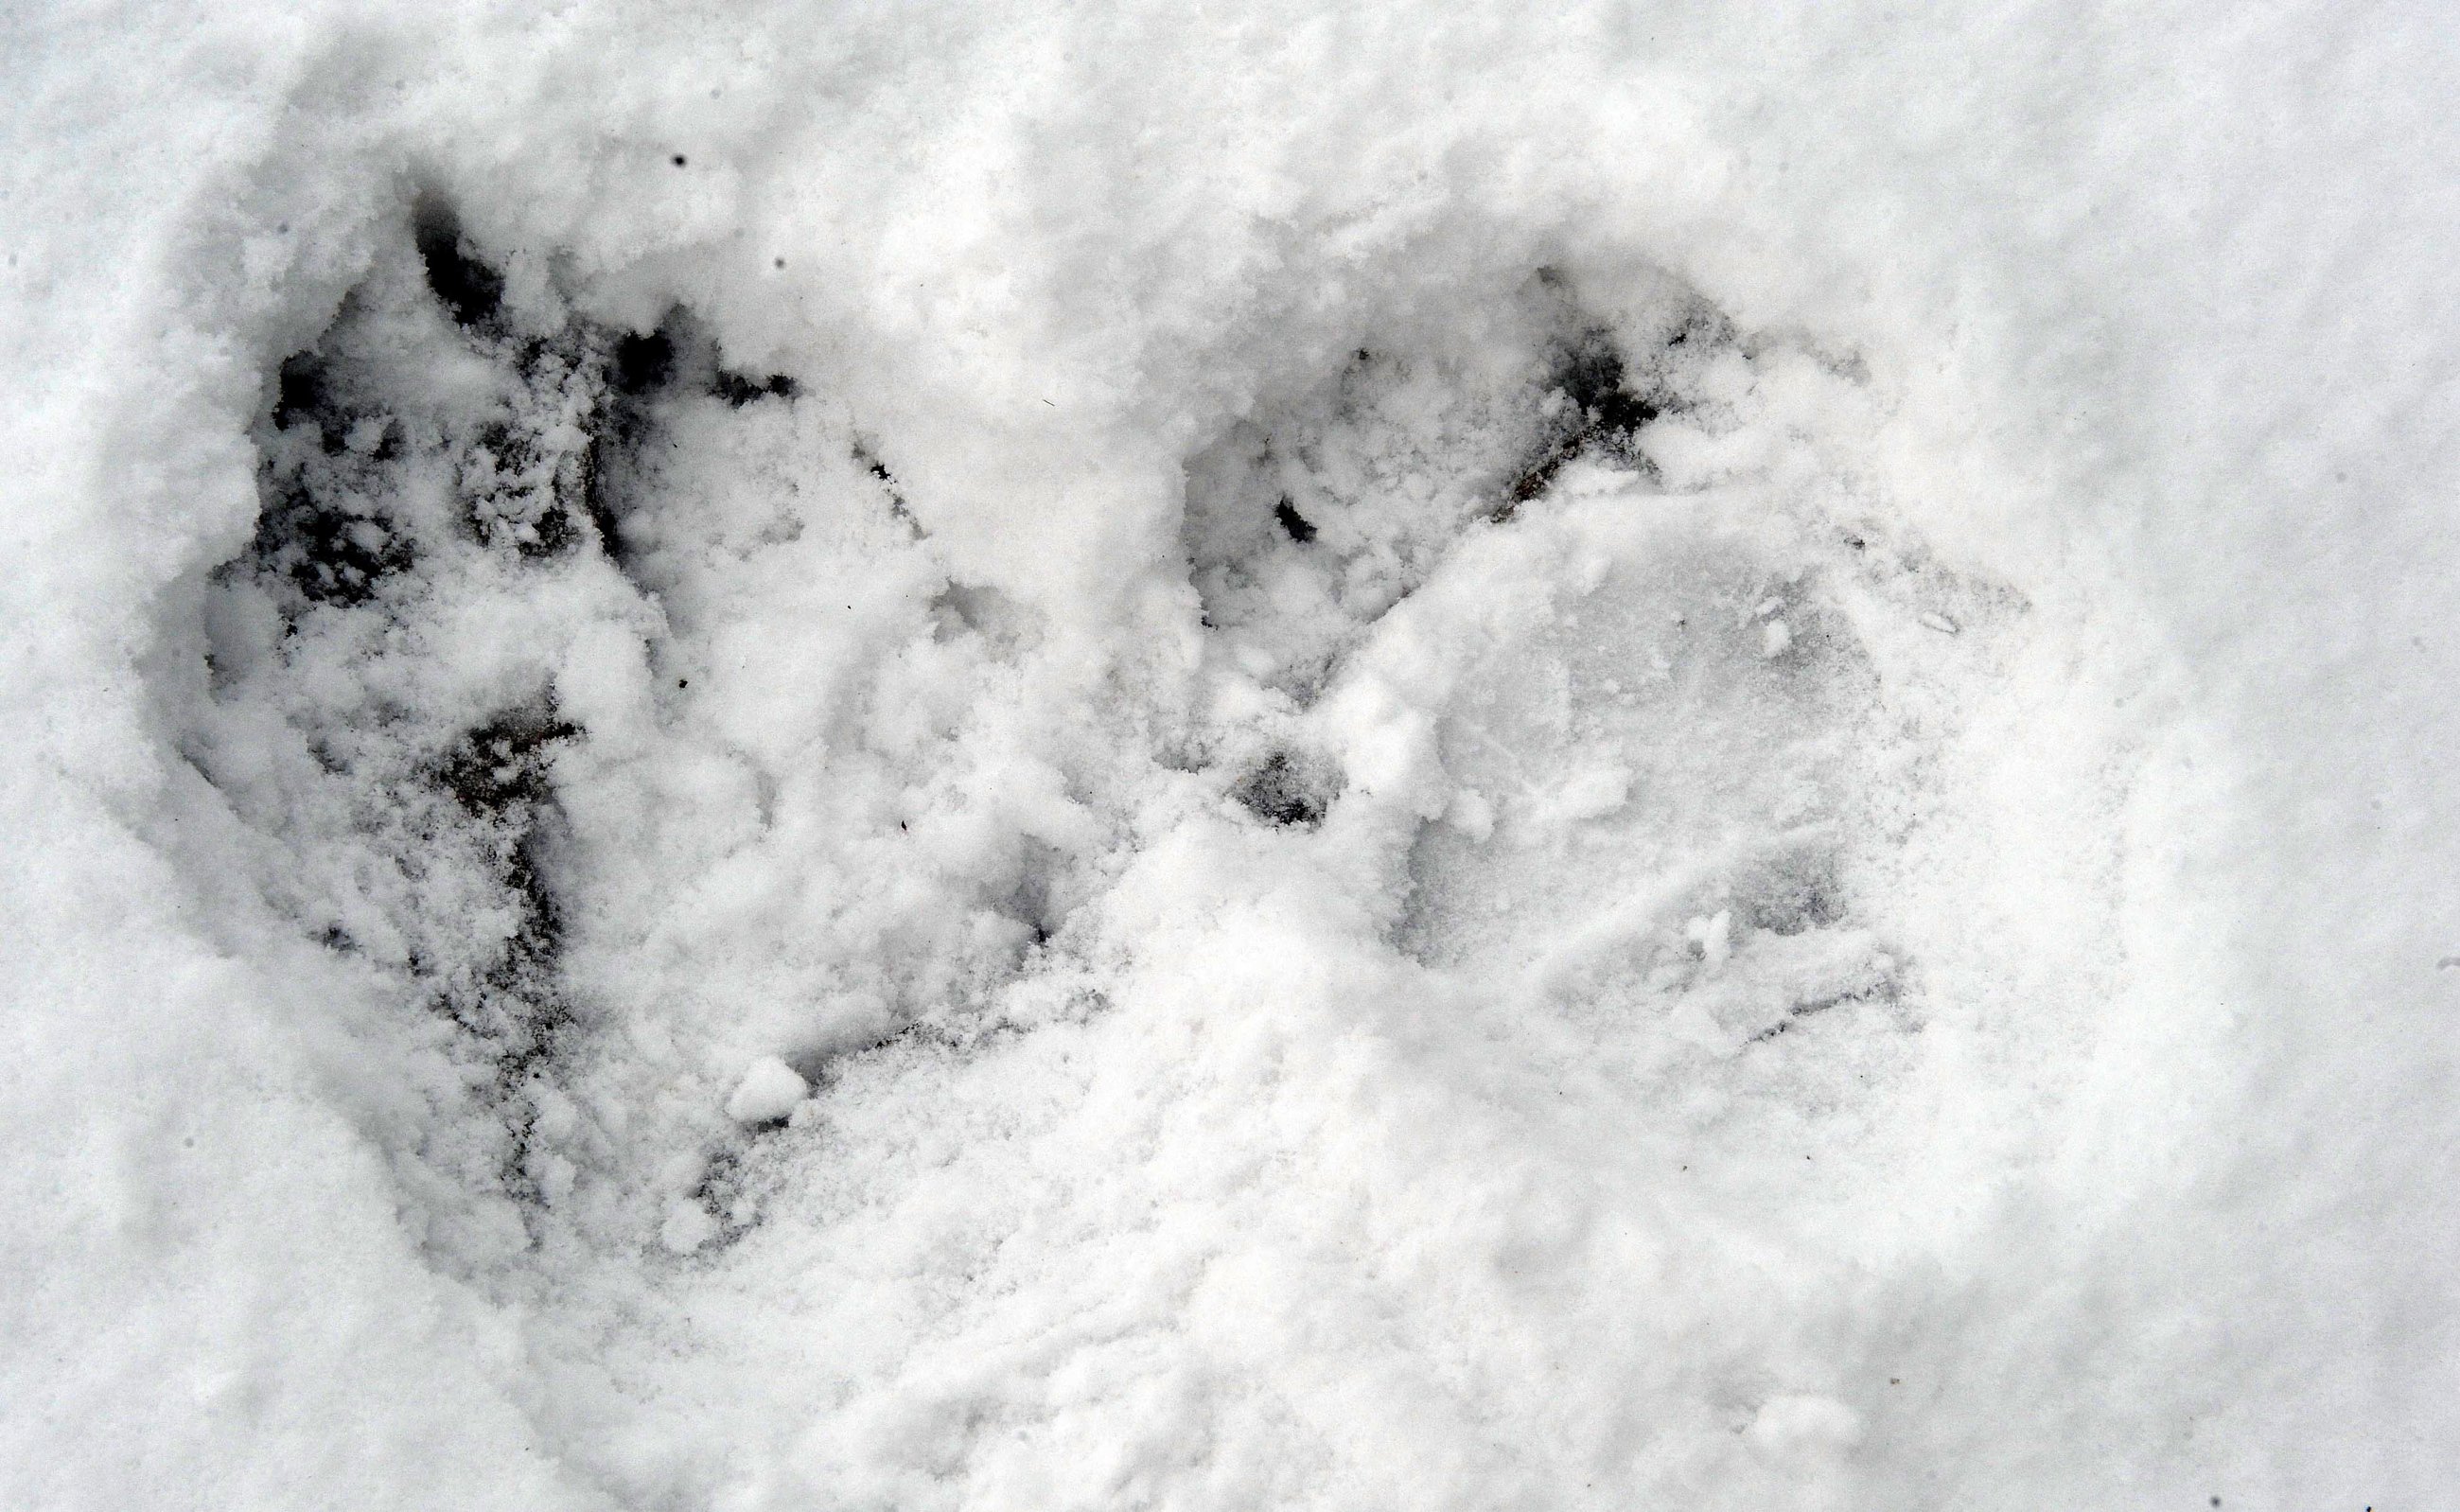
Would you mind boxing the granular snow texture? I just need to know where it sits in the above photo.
[3,3,2455,1509]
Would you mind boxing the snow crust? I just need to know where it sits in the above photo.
[4,2,2457,1507]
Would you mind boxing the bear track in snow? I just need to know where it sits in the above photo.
[187,218,2036,1299]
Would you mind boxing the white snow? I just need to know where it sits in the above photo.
[4,2,2457,1509]
[725,1056,810,1127]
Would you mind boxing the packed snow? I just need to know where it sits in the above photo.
[4,2,2455,1508]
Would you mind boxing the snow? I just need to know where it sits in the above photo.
[726,1057,810,1128]
[4,1,2457,1508]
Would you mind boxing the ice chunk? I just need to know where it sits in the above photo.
[659,1200,718,1256]
[1554,764,1632,824]
[725,1055,809,1126]
[1684,908,1734,970]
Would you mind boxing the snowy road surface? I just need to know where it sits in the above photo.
[3,3,2455,1507]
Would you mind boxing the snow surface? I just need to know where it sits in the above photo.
[3,2,2456,1508]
